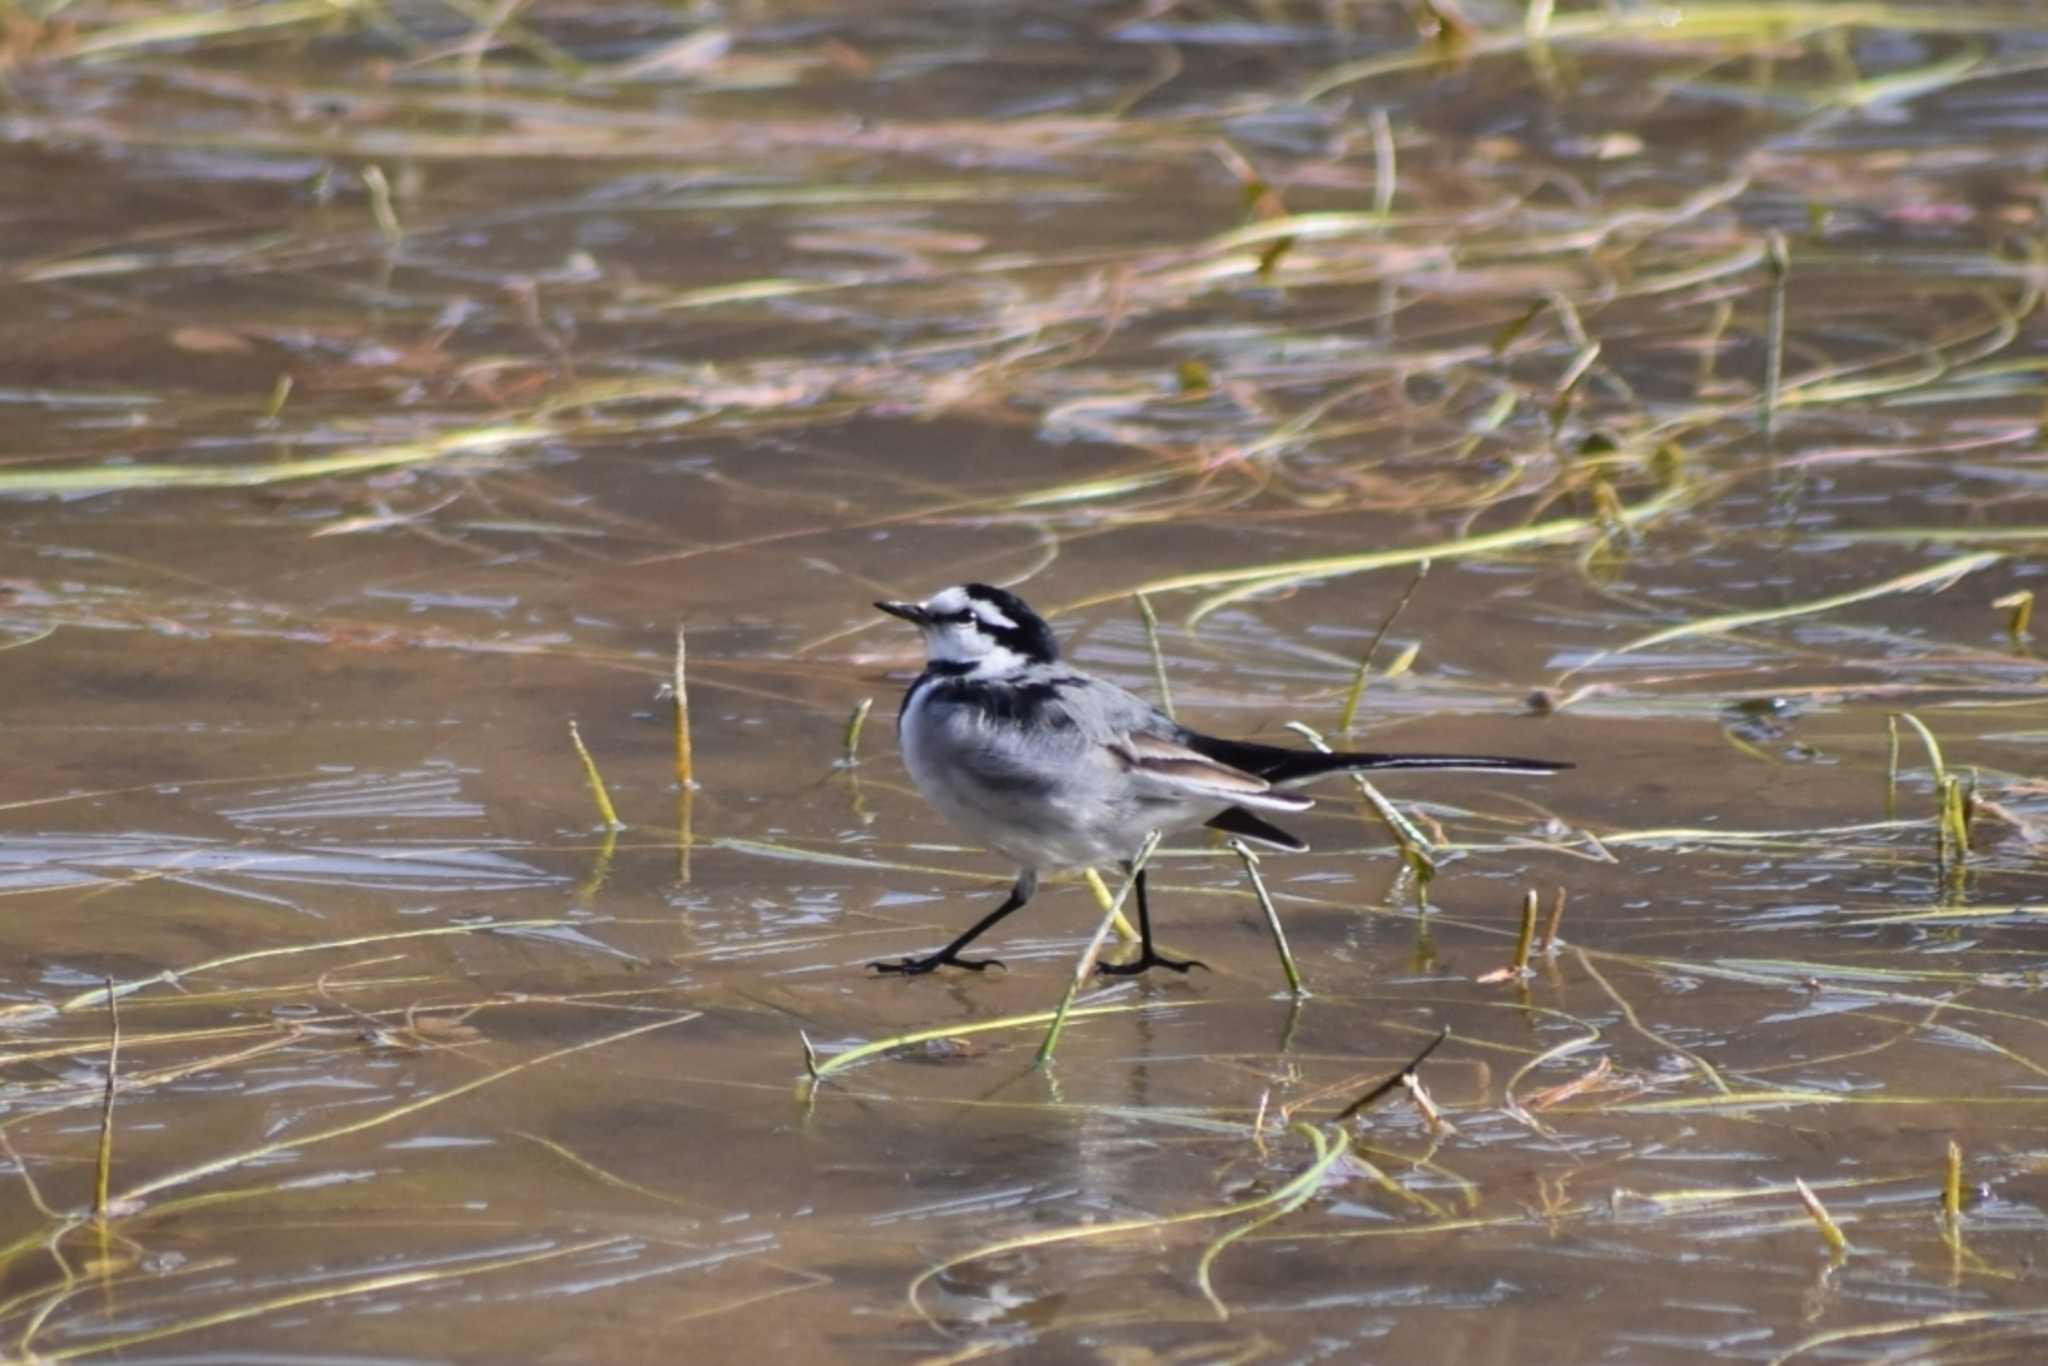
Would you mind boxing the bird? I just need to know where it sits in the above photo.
[870,583,1569,977]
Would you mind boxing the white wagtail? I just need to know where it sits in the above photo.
[871,583,1569,976]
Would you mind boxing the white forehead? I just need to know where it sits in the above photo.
[926,585,1015,630]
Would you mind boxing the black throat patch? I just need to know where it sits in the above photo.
[907,670,1084,737]
[898,659,973,728]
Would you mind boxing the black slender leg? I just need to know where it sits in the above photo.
[873,870,1036,975]
[1096,867,1207,976]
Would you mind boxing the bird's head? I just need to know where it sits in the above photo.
[875,583,1060,670]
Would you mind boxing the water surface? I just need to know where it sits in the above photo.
[4,2,2048,1360]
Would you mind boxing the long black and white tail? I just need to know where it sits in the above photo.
[1205,804,1309,852]
[1186,734,1570,788]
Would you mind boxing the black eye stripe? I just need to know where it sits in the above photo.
[947,583,1059,664]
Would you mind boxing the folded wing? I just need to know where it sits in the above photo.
[1110,732,1313,813]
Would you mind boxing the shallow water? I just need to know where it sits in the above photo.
[4,2,2048,1361]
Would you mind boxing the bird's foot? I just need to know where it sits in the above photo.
[1096,950,1207,977]
[871,951,1006,976]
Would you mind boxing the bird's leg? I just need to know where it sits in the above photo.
[872,870,1036,975]
[1097,867,1207,976]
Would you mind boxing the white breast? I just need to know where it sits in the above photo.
[896,670,1217,870]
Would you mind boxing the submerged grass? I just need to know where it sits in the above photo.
[809,997,1212,1081]
[1064,481,1695,625]
[1556,551,2003,683]
[110,1011,696,1207]
[906,1122,1352,1330]
[0,423,554,494]
[34,1238,632,1362]
[0,978,700,1358]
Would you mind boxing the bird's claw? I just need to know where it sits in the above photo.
[1096,952,1208,977]
[871,953,1006,976]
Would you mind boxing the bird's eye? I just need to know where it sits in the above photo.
[949,610,977,625]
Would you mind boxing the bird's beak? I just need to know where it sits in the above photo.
[875,600,930,626]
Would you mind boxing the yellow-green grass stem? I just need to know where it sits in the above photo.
[92,980,119,1222]
[841,696,873,766]
[1039,832,1163,1066]
[1133,591,1174,720]
[1338,559,1428,734]
[672,623,694,789]
[569,720,625,831]
[1229,840,1305,996]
